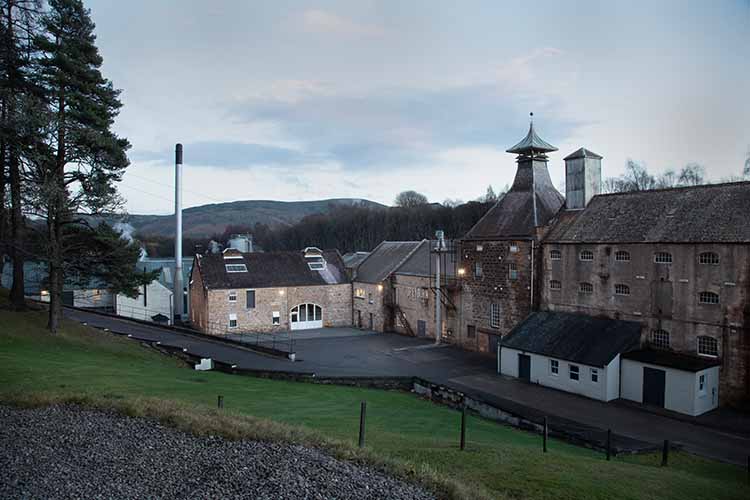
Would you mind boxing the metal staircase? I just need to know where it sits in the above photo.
[392,304,414,336]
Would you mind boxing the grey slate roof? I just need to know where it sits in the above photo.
[135,257,193,289]
[395,240,457,277]
[354,241,422,284]
[622,349,721,372]
[563,147,602,160]
[341,252,370,269]
[506,122,558,155]
[464,160,564,240]
[196,250,348,290]
[546,181,750,243]
[501,311,642,367]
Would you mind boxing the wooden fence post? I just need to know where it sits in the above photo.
[543,417,548,453]
[358,401,367,448]
[661,439,669,467]
[460,406,467,451]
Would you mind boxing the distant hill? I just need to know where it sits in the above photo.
[105,198,386,238]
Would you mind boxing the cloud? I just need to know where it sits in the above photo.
[130,142,323,168]
[300,9,385,38]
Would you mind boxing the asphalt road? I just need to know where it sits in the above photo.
[63,308,750,466]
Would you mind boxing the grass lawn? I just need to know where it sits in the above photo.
[0,296,746,500]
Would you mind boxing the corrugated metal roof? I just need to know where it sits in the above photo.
[502,311,642,367]
[395,240,457,277]
[545,181,750,243]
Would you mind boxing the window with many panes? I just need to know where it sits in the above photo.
[550,359,559,375]
[549,280,561,290]
[699,374,706,394]
[228,313,237,328]
[272,311,280,325]
[569,364,580,381]
[490,303,500,329]
[228,290,237,302]
[699,252,719,265]
[654,252,672,264]
[698,291,719,304]
[509,243,519,253]
[615,250,630,262]
[614,284,630,295]
[579,282,593,294]
[579,250,594,261]
[354,288,366,299]
[591,368,599,383]
[508,263,519,280]
[550,249,561,260]
[697,336,718,357]
[474,262,483,278]
[651,329,670,349]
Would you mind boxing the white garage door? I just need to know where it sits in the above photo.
[290,303,323,330]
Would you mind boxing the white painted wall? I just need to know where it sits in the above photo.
[620,359,719,416]
[116,280,173,325]
[500,347,616,401]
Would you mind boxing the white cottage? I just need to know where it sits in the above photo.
[620,349,720,416]
[499,311,641,402]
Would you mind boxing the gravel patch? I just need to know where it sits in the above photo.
[0,405,435,500]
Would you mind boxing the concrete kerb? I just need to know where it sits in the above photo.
[63,305,292,359]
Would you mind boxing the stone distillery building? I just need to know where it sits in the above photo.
[189,247,351,334]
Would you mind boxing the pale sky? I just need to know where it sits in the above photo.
[87,0,750,214]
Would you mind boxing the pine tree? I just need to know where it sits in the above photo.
[34,0,129,332]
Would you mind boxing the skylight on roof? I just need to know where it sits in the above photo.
[225,264,248,273]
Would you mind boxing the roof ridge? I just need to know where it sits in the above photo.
[593,180,750,199]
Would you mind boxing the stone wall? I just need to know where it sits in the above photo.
[352,281,388,331]
[189,266,209,332]
[456,239,539,354]
[392,273,459,340]
[542,242,750,406]
[194,281,352,335]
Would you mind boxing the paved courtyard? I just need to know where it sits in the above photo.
[64,309,750,465]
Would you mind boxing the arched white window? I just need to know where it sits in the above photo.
[579,282,593,294]
[615,250,630,262]
[699,252,719,265]
[654,252,672,264]
[579,250,594,261]
[698,291,719,305]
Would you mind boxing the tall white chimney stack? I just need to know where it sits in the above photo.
[174,143,184,322]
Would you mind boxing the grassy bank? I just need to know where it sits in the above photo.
[0,294,746,499]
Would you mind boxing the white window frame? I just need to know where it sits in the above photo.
[614,284,630,296]
[228,290,237,302]
[569,364,580,381]
[699,252,719,265]
[228,313,238,328]
[549,280,561,290]
[615,250,630,262]
[651,329,670,349]
[590,368,599,383]
[225,263,248,273]
[697,336,718,357]
[698,291,719,305]
[579,282,593,294]
[698,374,706,395]
[654,252,672,264]
[550,359,559,376]
[490,303,500,329]
[550,249,561,260]
[272,311,280,325]
[508,262,519,280]
[579,250,594,261]
[509,243,519,253]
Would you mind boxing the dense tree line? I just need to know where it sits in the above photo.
[0,0,155,332]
